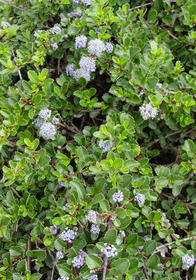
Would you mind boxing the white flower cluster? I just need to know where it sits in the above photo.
[66,63,75,76]
[75,35,87,49]
[99,139,114,152]
[85,210,97,224]
[51,26,61,34]
[155,83,163,90]
[39,108,51,120]
[39,122,56,140]
[79,56,96,72]
[52,117,59,125]
[101,243,118,258]
[56,251,64,260]
[139,103,158,120]
[105,42,113,53]
[57,277,69,280]
[73,68,91,82]
[134,193,145,206]
[72,251,87,269]
[59,227,77,243]
[87,39,106,57]
[51,43,58,51]
[81,0,91,5]
[50,225,57,235]
[112,191,124,203]
[182,254,195,269]
[90,224,100,234]
[88,275,98,280]
[32,116,43,128]
[33,108,59,140]
[1,21,10,28]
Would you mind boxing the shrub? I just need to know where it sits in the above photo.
[0,0,196,279]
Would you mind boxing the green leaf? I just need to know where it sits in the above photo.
[111,258,130,274]
[86,254,103,269]
[116,207,126,219]
[147,254,159,269]
[28,70,39,84]
[143,241,156,256]
[26,250,46,262]
[70,181,85,199]
[104,228,117,244]
[10,246,24,258]
[147,9,158,23]
[92,194,105,204]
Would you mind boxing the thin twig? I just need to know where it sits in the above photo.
[10,186,21,199]
[58,122,79,134]
[129,2,152,11]
[102,219,112,280]
[142,261,150,280]
[27,233,31,273]
[0,0,24,10]
[154,237,195,253]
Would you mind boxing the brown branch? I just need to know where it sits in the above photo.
[27,233,31,273]
[102,219,113,280]
[129,2,152,11]
[58,123,79,134]
[142,261,150,280]
[10,186,21,199]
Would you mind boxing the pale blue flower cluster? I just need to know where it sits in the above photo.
[182,254,195,269]
[51,26,61,34]
[87,39,106,57]
[112,190,124,203]
[75,35,87,49]
[72,251,87,268]
[58,277,69,280]
[1,21,10,28]
[90,224,100,234]
[134,193,145,206]
[88,275,98,280]
[101,243,118,258]
[51,43,58,50]
[56,251,64,260]
[59,227,77,243]
[50,225,58,235]
[99,139,114,152]
[33,108,59,140]
[139,103,158,120]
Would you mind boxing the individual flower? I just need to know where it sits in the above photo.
[62,203,69,211]
[101,243,118,258]
[87,39,106,57]
[51,43,58,50]
[79,56,96,72]
[73,68,91,82]
[182,254,195,269]
[72,255,85,269]
[51,26,61,34]
[118,230,126,238]
[50,225,58,235]
[59,227,77,243]
[66,63,75,76]
[38,108,51,121]
[85,210,97,224]
[90,224,100,234]
[1,21,10,28]
[73,0,79,4]
[139,103,158,120]
[39,122,56,140]
[58,180,68,188]
[52,117,59,125]
[112,191,124,203]
[94,26,102,35]
[58,277,69,280]
[155,83,163,89]
[81,0,91,5]
[134,193,145,206]
[99,139,114,152]
[105,42,113,53]
[32,116,43,128]
[56,251,64,260]
[88,275,98,280]
[75,35,87,49]
[34,29,42,38]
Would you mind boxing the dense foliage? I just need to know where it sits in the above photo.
[0,0,196,279]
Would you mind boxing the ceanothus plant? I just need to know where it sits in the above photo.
[0,0,196,280]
